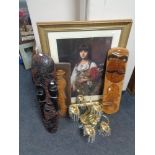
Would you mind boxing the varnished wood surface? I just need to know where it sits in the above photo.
[102,47,129,114]
[55,63,71,117]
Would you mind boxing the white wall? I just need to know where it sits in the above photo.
[26,0,79,50]
[86,0,135,90]
[26,0,134,90]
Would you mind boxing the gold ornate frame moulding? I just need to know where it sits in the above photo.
[37,19,132,55]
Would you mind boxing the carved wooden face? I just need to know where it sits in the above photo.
[106,53,128,83]
[35,80,58,105]
[32,53,58,103]
[31,53,58,132]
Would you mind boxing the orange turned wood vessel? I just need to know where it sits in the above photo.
[56,69,67,117]
[102,47,129,114]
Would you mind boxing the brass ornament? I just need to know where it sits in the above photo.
[99,115,111,136]
[99,121,111,136]
[83,125,96,143]
[69,95,111,142]
[77,95,85,104]
[69,104,80,121]
[91,103,102,115]
[80,110,90,125]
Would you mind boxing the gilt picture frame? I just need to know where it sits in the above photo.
[37,20,132,102]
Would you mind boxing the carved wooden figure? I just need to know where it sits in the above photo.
[102,47,129,114]
[31,53,58,133]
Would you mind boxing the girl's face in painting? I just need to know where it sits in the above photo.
[80,50,88,59]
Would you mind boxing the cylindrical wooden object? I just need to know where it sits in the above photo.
[56,69,67,117]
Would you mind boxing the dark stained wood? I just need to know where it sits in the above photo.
[31,53,58,133]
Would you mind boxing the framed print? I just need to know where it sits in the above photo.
[37,20,132,102]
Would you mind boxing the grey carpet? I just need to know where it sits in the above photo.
[19,64,135,155]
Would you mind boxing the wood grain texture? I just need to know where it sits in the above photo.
[56,70,67,117]
[102,47,128,114]
[55,63,71,117]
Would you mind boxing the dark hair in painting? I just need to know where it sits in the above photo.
[78,44,90,52]
[77,44,92,61]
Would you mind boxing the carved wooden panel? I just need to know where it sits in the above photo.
[102,48,129,114]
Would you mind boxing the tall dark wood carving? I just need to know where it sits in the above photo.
[102,47,129,114]
[31,53,58,133]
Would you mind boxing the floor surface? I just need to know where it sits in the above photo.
[19,64,135,155]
